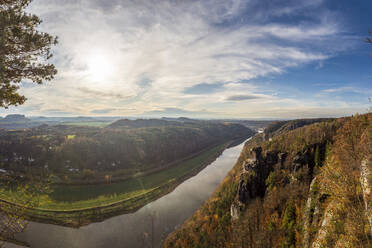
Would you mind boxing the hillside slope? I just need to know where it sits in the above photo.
[164,114,372,248]
[0,119,254,184]
[0,119,255,227]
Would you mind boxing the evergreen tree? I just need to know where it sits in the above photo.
[281,199,296,248]
[314,145,320,167]
[0,0,57,108]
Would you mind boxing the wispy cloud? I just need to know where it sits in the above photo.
[76,87,131,100]
[141,107,217,118]
[91,107,136,114]
[321,86,368,94]
[183,83,224,95]
[3,0,357,118]
[226,94,265,101]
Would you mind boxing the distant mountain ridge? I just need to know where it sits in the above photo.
[0,114,30,122]
[107,118,179,128]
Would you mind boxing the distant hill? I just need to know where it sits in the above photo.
[161,117,198,122]
[0,114,36,129]
[107,118,178,128]
[0,116,120,130]
[218,119,275,131]
[1,114,30,122]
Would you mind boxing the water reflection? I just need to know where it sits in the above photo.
[10,139,248,248]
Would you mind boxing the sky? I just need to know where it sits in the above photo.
[2,0,372,119]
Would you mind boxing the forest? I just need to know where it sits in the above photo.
[164,113,372,248]
[0,119,254,184]
[0,118,254,228]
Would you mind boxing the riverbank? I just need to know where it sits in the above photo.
[0,138,250,228]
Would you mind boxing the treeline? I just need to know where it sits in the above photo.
[264,118,334,139]
[0,119,254,183]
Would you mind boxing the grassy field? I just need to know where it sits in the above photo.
[0,142,230,226]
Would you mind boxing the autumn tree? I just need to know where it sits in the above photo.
[0,175,52,247]
[0,0,57,108]
[368,31,371,115]
[0,2,56,245]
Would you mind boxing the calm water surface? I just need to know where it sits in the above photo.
[7,139,249,248]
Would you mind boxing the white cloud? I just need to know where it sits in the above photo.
[316,86,372,100]
[6,0,354,118]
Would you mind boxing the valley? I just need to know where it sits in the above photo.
[0,118,255,227]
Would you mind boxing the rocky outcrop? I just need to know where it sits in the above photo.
[311,202,334,248]
[278,152,287,168]
[360,158,372,235]
[292,149,312,172]
[303,177,324,248]
[305,157,372,247]
[303,178,316,248]
[237,178,249,203]
[230,202,242,220]
[232,147,284,218]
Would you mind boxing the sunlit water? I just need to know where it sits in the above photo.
[6,139,249,248]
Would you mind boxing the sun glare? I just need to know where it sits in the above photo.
[86,52,114,82]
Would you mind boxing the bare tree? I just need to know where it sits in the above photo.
[367,31,372,44]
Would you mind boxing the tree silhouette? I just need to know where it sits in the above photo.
[367,31,372,44]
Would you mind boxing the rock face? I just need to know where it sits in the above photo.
[360,158,372,235]
[303,158,372,248]
[232,146,284,218]
[237,178,249,203]
[231,144,321,220]
[302,177,324,248]
[311,202,334,248]
[230,202,241,220]
[292,149,312,172]
[278,152,287,168]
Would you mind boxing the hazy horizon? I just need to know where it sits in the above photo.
[0,113,354,121]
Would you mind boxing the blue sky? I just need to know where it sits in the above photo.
[2,0,372,118]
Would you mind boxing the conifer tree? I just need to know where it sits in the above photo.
[0,0,57,108]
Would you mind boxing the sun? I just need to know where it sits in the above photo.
[86,51,114,82]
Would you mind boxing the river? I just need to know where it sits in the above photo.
[6,138,249,248]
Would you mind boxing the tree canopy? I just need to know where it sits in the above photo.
[0,0,57,108]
